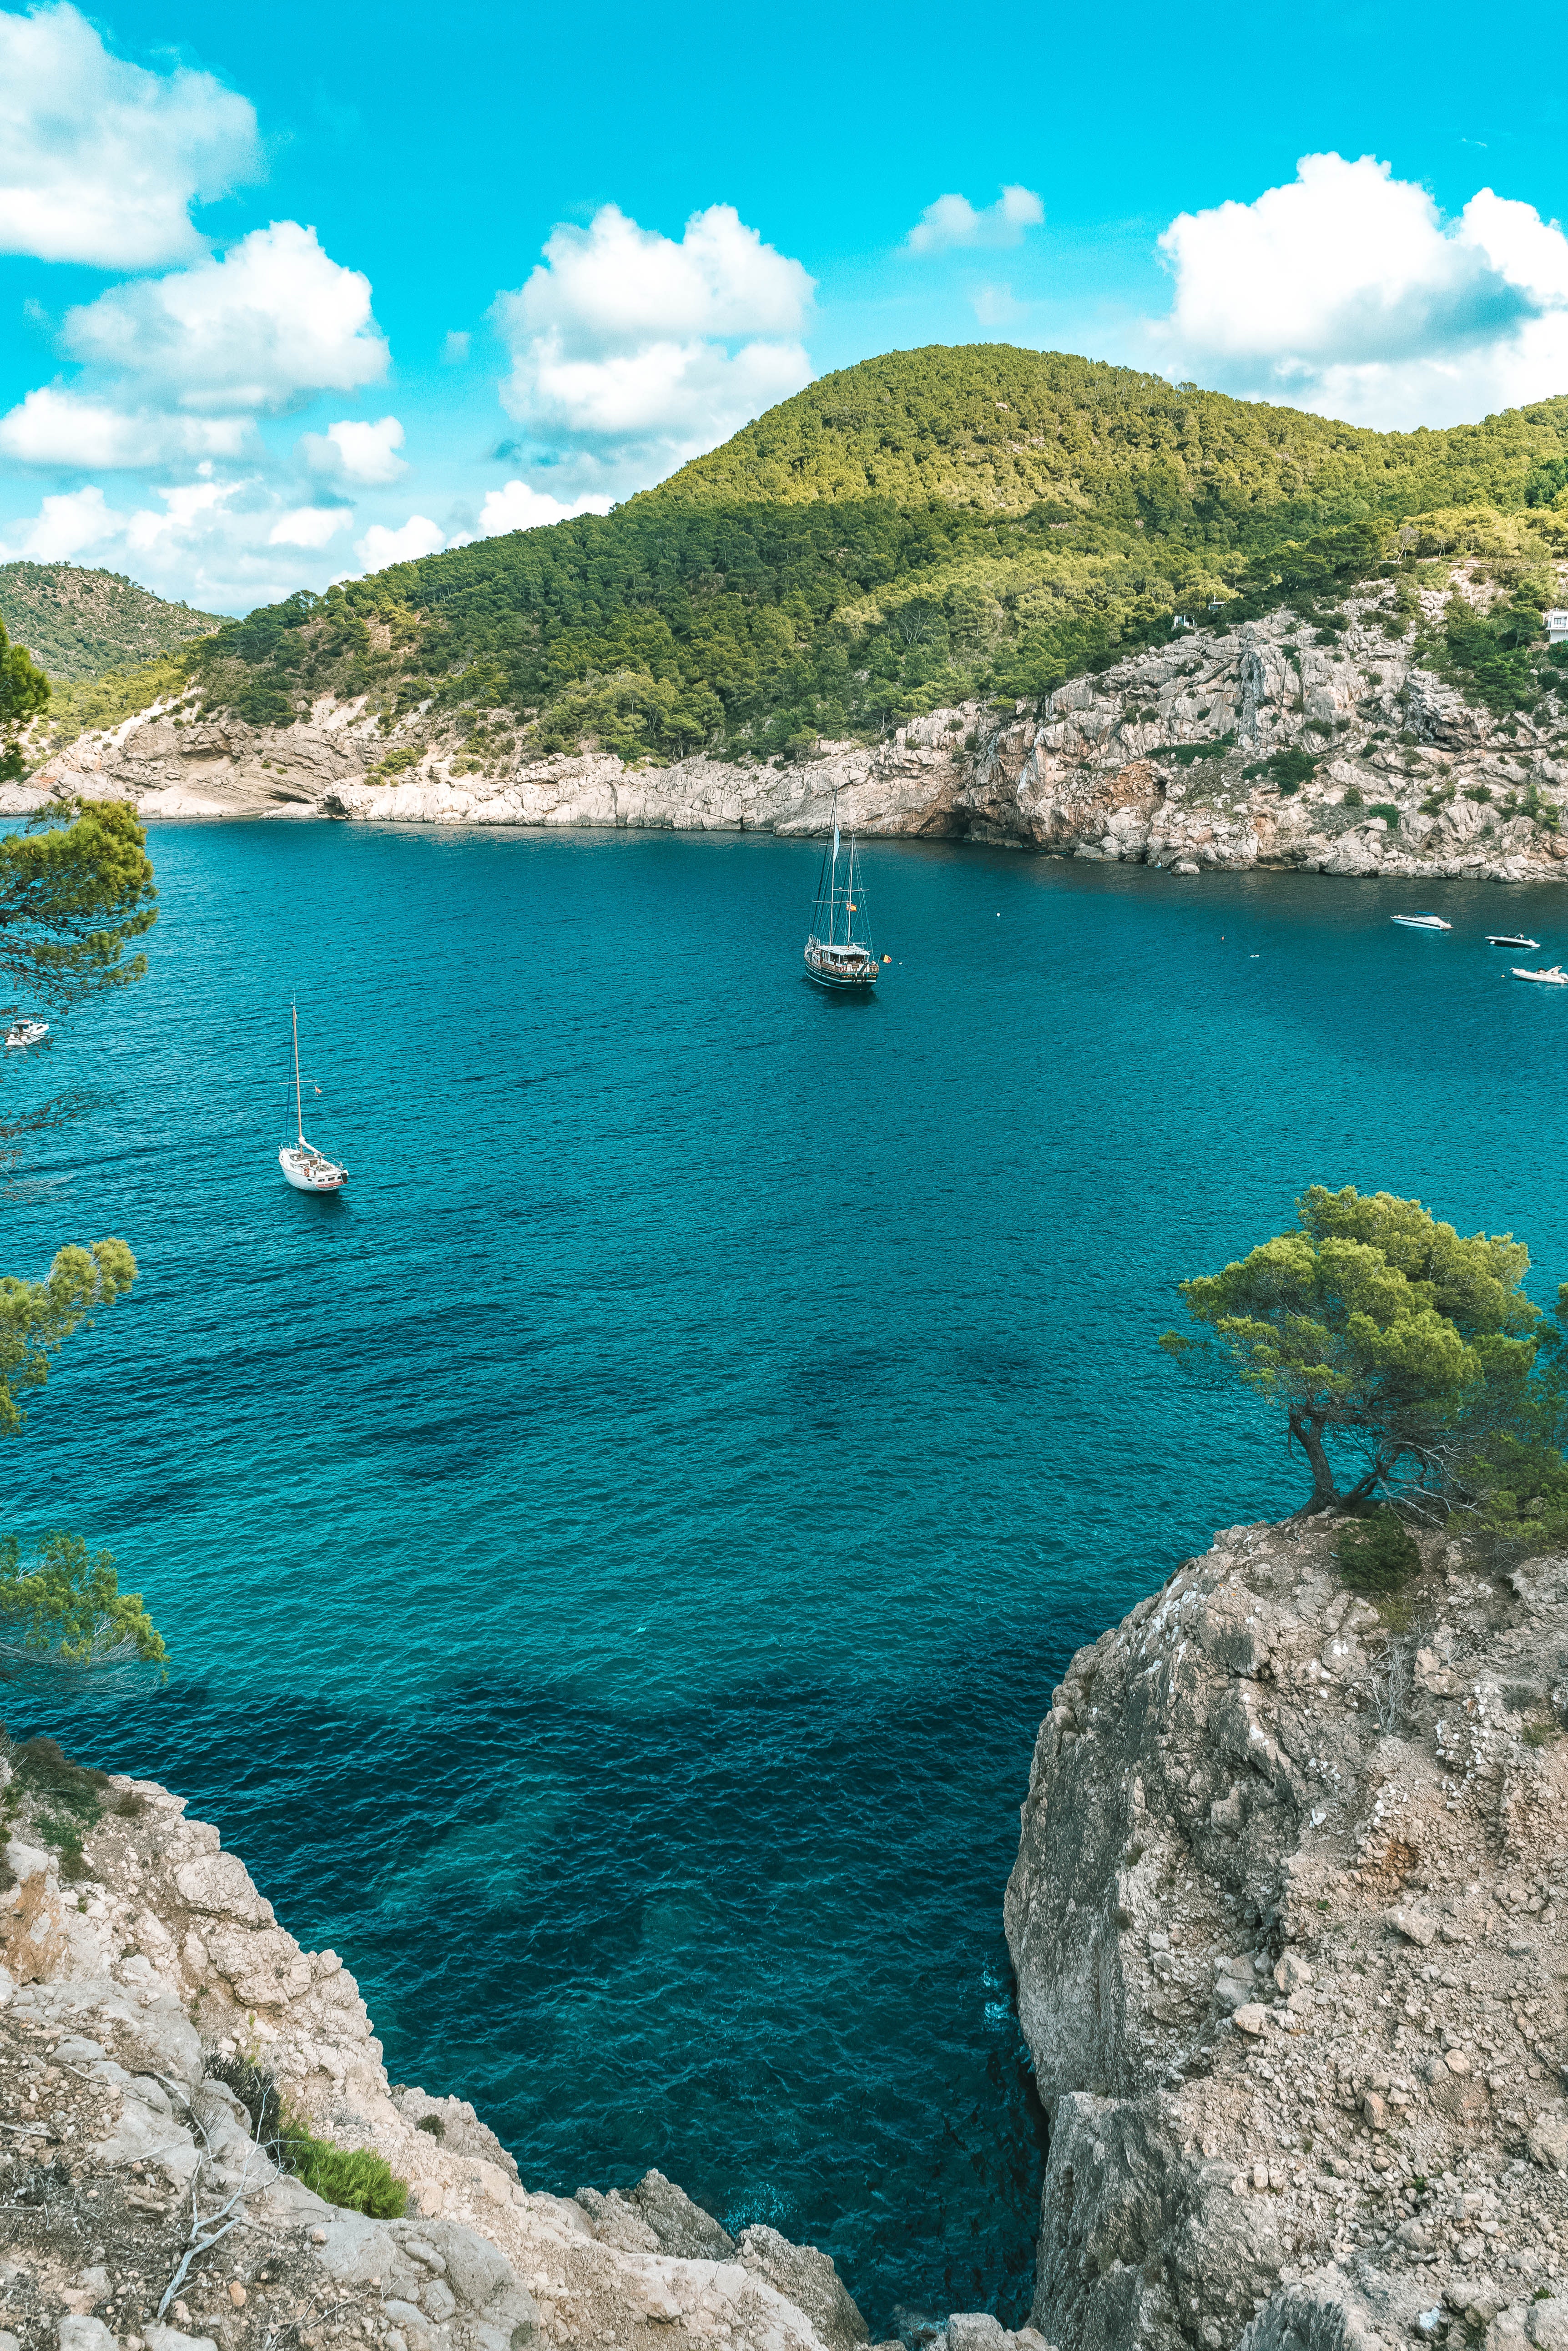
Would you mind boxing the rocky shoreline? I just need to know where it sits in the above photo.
[1007,1519,1568,2351]
[0,1749,911,2351]
[4,1512,1567,2351]
[17,564,1568,888]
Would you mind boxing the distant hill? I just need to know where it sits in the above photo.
[48,345,1568,764]
[0,561,220,681]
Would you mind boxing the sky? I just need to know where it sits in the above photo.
[3,0,1568,615]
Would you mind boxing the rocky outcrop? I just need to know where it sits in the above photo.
[1004,1522,1568,2351]
[0,1754,880,2351]
[20,565,1568,886]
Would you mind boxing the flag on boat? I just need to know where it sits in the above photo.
[832,824,839,859]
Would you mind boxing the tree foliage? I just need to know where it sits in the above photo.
[1162,1186,1541,1514]
[0,797,157,1008]
[0,1531,166,1677]
[48,343,1568,766]
[0,564,218,684]
[0,616,50,783]
[0,1236,137,1435]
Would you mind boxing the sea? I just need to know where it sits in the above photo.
[7,822,1566,2333]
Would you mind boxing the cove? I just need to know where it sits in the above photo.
[8,824,1568,2334]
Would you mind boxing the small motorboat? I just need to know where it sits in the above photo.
[5,1019,49,1047]
[1510,965,1568,985]
[279,999,348,1191]
[1487,934,1540,950]
[1391,914,1452,932]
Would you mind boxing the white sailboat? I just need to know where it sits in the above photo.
[804,797,879,990]
[278,999,348,1192]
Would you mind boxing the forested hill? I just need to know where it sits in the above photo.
[651,344,1568,523]
[83,346,1568,766]
[0,561,219,680]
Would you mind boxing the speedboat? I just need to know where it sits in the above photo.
[1510,965,1568,985]
[1488,934,1540,950]
[1391,914,1452,932]
[5,1019,48,1047]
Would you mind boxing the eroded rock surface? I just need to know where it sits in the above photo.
[0,1757,869,2351]
[1005,1522,1568,2351]
[21,566,1568,887]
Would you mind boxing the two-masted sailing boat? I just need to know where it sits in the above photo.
[278,999,348,1192]
[803,797,879,990]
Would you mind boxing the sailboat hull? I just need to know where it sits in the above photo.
[279,1145,348,1191]
[803,942,877,990]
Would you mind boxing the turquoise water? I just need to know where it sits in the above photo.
[8,827,1568,2330]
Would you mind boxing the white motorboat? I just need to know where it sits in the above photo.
[1510,965,1568,985]
[1488,934,1540,950]
[804,797,879,991]
[279,999,348,1192]
[1391,914,1452,932]
[4,1019,48,1047]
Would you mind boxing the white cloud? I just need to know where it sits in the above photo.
[444,331,471,363]
[1153,153,1568,428]
[355,515,446,571]
[0,474,397,610]
[0,484,122,560]
[906,186,1044,255]
[493,202,813,490]
[0,387,252,468]
[268,505,351,548]
[477,480,613,536]
[59,222,388,415]
[0,1,260,269]
[299,414,406,485]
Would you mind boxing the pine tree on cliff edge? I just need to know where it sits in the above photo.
[1160,1185,1543,1516]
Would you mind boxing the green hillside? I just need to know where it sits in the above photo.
[102,347,1568,762]
[0,561,220,682]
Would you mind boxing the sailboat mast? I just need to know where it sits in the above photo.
[292,999,304,1145]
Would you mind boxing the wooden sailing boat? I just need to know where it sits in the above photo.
[803,796,878,990]
[278,999,348,1192]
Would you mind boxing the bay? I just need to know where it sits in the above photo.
[7,823,1564,2331]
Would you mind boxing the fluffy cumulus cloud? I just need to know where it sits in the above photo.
[0,1,261,269]
[493,203,814,490]
[0,468,433,606]
[60,222,388,416]
[268,506,351,548]
[299,415,407,485]
[1153,153,1568,428]
[905,185,1044,255]
[354,514,447,572]
[0,222,391,475]
[476,480,613,535]
[0,388,251,469]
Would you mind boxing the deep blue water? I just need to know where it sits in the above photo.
[7,826,1568,2332]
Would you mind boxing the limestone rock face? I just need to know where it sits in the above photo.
[0,1762,867,2351]
[1004,1520,1568,2351]
[21,565,1568,888]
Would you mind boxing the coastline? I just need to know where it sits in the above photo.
[19,571,1568,890]
[4,1510,1566,2350]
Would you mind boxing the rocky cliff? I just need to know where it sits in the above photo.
[1004,1519,1568,2351]
[0,1748,896,2351]
[19,566,1568,888]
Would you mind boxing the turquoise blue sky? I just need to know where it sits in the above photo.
[3,0,1568,612]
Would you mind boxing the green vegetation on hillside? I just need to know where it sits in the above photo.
[55,346,1568,766]
[1,617,50,781]
[0,562,219,683]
